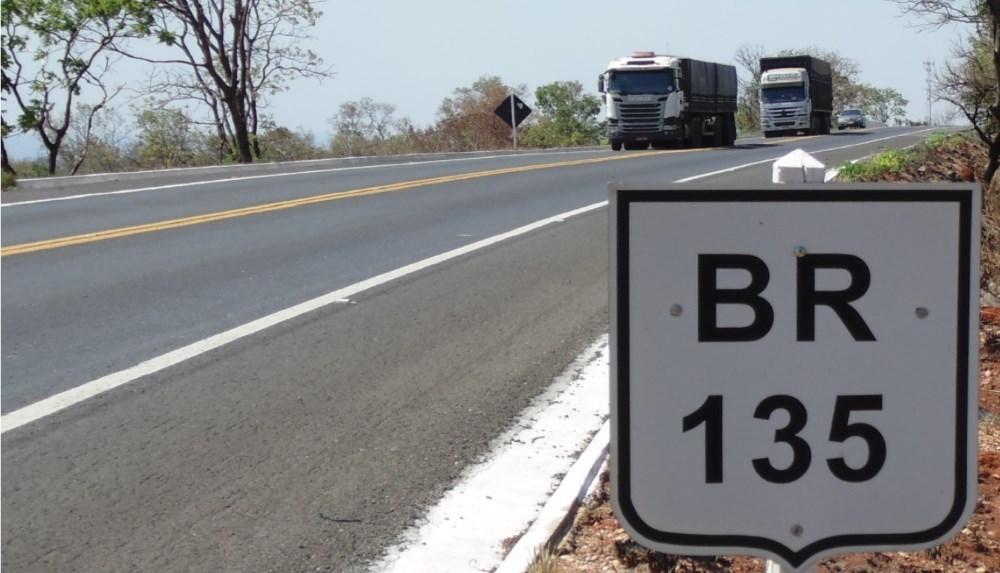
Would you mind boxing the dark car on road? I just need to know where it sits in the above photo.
[837,108,867,129]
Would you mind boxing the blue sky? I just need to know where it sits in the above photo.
[4,0,967,159]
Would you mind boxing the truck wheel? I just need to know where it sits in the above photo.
[724,115,738,146]
[821,116,831,135]
[810,116,821,135]
[688,117,703,147]
[764,131,778,139]
[611,141,622,151]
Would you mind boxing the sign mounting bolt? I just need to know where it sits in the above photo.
[915,307,929,319]
[791,524,804,537]
[793,246,808,258]
[669,304,683,317]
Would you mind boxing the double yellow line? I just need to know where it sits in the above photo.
[2,148,694,257]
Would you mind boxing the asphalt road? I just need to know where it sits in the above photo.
[1,127,941,572]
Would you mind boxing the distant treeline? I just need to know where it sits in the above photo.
[4,76,602,178]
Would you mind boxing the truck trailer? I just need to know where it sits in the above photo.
[598,52,737,150]
[759,55,833,138]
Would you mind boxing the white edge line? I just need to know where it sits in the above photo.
[1,149,608,208]
[0,201,607,434]
[0,127,941,434]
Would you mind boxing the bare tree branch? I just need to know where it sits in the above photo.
[120,0,333,163]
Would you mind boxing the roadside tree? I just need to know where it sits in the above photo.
[131,107,212,169]
[734,44,765,132]
[436,76,528,151]
[1,0,152,175]
[520,81,601,148]
[892,0,1000,182]
[60,103,131,174]
[257,124,322,162]
[328,98,402,157]
[858,86,910,124]
[119,0,333,164]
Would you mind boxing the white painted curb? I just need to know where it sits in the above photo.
[495,421,610,573]
[369,335,609,573]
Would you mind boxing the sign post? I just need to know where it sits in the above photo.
[610,183,980,572]
[494,94,531,150]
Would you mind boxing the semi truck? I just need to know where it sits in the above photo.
[759,55,833,138]
[598,52,737,150]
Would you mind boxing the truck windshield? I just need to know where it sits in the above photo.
[761,86,805,103]
[607,70,675,95]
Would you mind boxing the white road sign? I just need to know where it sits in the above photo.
[610,184,980,572]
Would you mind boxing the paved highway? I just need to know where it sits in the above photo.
[1,127,939,571]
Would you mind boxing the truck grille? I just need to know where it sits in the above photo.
[763,108,801,119]
[620,102,662,132]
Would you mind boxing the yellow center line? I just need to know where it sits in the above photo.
[1,147,703,257]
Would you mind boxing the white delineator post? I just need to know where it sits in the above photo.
[772,148,826,183]
[766,148,824,573]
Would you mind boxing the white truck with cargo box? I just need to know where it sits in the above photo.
[598,52,738,151]
[759,55,833,138]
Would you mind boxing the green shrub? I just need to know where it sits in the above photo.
[1,170,16,189]
[838,131,973,182]
[10,161,50,178]
[922,131,966,152]
[838,149,915,181]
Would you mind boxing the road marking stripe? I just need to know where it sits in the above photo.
[1,148,698,257]
[0,127,939,433]
[0,202,609,434]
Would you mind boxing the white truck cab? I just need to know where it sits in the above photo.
[599,52,684,150]
[760,68,812,132]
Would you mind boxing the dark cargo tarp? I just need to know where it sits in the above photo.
[679,59,738,114]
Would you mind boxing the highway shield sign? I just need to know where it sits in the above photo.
[610,184,980,571]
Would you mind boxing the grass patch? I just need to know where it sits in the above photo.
[526,545,565,573]
[838,148,917,181]
[838,131,969,182]
[922,131,967,151]
[1,170,16,189]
